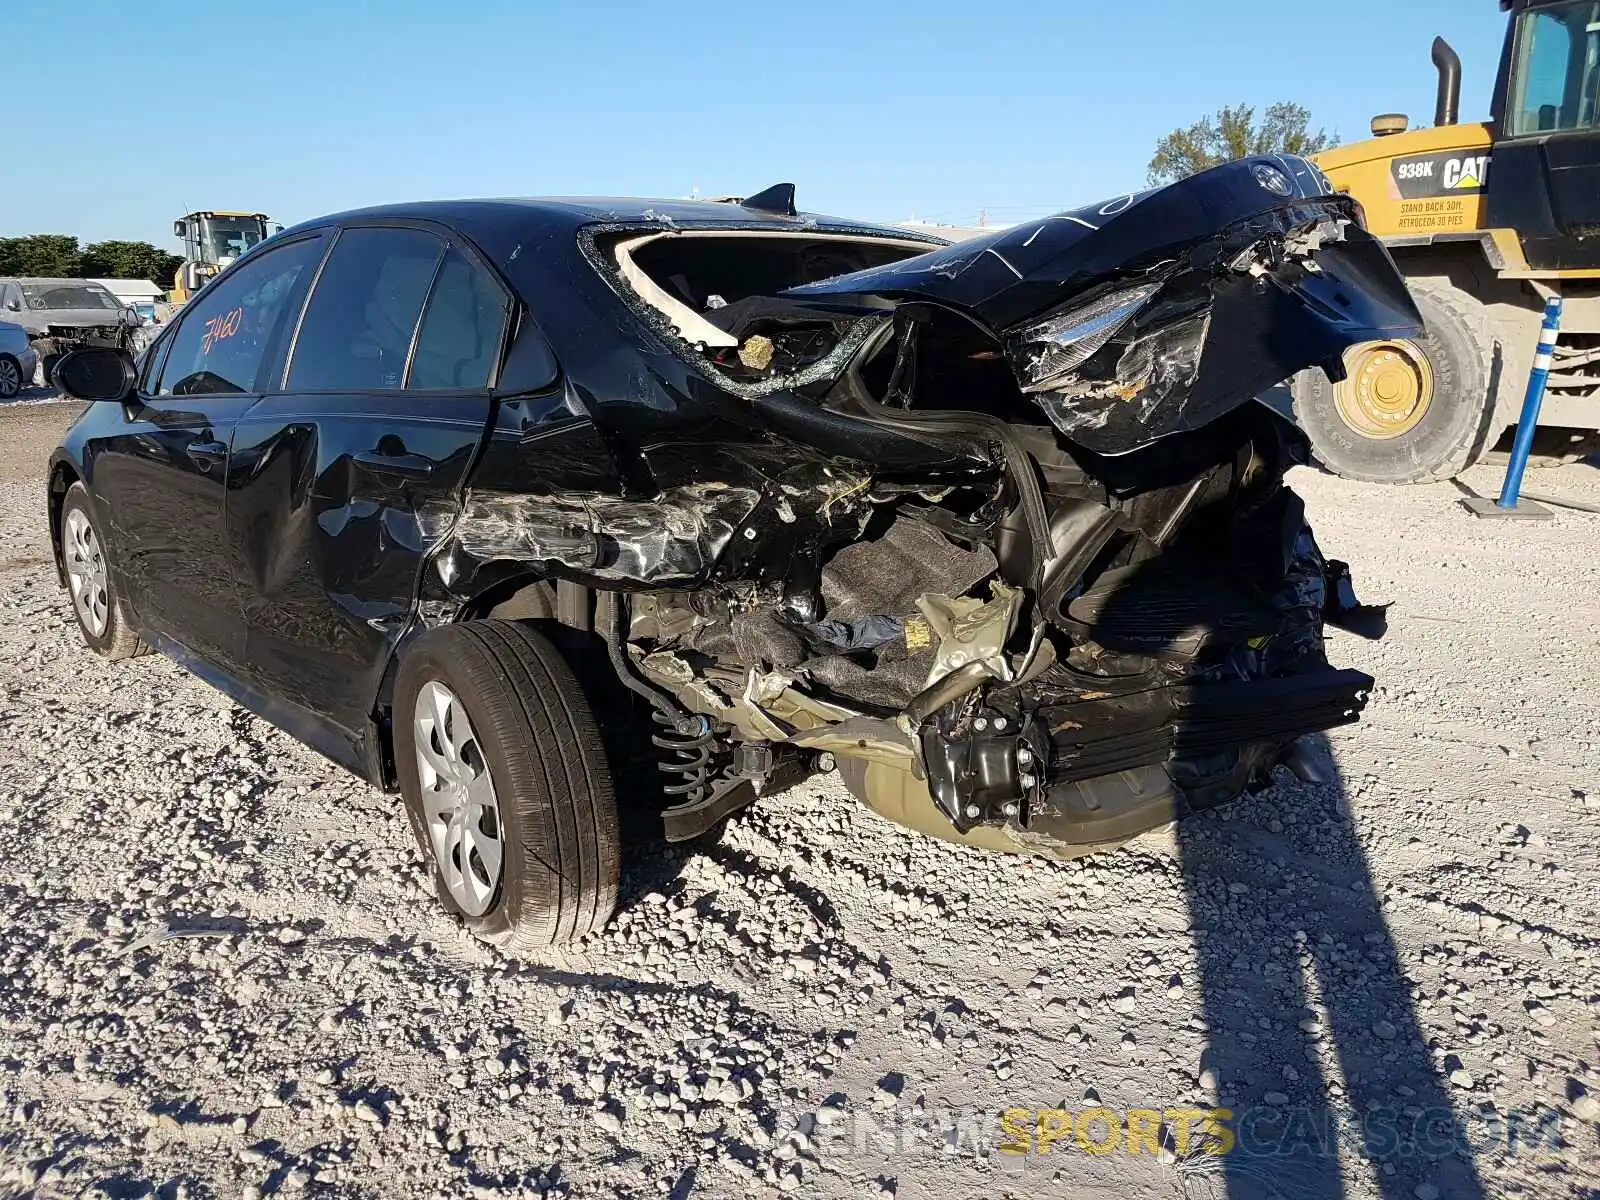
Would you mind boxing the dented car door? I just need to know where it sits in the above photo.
[83,234,327,676]
[225,223,512,771]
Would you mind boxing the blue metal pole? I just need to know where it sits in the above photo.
[1499,296,1563,510]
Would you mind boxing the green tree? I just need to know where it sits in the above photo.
[0,234,85,277]
[81,240,183,287]
[1148,103,1334,186]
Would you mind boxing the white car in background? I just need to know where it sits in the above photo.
[0,321,40,398]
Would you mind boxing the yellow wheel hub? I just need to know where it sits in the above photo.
[1333,341,1434,440]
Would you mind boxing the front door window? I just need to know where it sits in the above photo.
[156,238,325,396]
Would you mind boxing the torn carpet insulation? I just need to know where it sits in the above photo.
[820,517,996,625]
[804,652,933,713]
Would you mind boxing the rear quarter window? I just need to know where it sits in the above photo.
[408,248,511,389]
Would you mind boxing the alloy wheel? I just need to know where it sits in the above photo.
[0,358,20,397]
[64,508,110,637]
[413,680,504,916]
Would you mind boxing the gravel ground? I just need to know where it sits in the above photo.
[1,399,1597,1200]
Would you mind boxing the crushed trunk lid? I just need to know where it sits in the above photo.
[780,156,1423,454]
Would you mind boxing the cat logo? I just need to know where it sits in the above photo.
[1392,151,1491,199]
[1443,154,1490,191]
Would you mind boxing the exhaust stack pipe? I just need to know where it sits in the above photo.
[1433,36,1461,127]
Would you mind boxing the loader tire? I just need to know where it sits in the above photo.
[1292,281,1499,484]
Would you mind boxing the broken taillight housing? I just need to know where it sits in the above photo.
[1006,282,1164,395]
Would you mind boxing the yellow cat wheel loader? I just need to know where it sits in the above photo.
[1296,0,1600,482]
[168,211,279,308]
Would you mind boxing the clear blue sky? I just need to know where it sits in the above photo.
[11,0,1507,250]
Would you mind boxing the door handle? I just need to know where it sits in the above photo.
[186,439,227,466]
[352,449,434,480]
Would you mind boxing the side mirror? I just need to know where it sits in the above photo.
[174,220,187,238]
[54,347,138,403]
[122,307,143,328]
[4,299,17,311]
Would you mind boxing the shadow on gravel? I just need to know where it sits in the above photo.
[1175,733,1486,1200]
[615,836,706,914]
[1484,425,1600,473]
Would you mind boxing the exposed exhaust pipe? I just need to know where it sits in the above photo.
[1433,36,1461,127]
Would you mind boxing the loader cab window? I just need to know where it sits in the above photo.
[189,216,269,266]
[1508,1,1600,135]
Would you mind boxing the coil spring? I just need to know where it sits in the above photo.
[652,710,712,804]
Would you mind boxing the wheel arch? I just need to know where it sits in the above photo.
[369,571,565,790]
[455,572,558,623]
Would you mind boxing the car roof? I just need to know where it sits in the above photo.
[278,196,948,245]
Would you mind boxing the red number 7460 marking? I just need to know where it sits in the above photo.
[202,307,243,355]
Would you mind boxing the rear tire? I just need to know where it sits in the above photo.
[395,620,620,949]
[1292,281,1498,484]
[39,353,62,390]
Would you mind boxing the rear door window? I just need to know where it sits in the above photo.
[286,227,444,391]
[156,237,325,397]
[408,248,512,389]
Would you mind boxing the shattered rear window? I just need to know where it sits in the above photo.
[590,227,937,398]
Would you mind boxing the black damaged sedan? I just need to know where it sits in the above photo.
[48,162,1416,949]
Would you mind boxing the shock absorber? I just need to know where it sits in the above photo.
[651,710,712,804]
[596,590,718,808]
